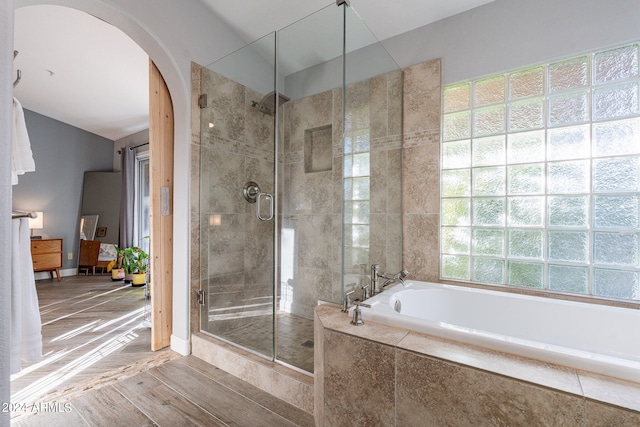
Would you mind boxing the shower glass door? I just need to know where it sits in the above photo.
[199,1,402,374]
[199,33,277,359]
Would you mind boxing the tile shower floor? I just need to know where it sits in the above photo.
[217,313,315,373]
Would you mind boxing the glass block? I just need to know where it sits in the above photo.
[473,75,505,107]
[509,66,544,100]
[593,268,639,300]
[443,111,471,142]
[593,82,639,121]
[548,265,589,294]
[442,198,470,226]
[508,261,543,288]
[472,166,505,196]
[594,195,639,228]
[347,202,370,224]
[548,231,589,262]
[472,198,506,226]
[442,169,470,197]
[507,130,545,164]
[351,225,370,247]
[442,140,471,169]
[472,228,504,256]
[548,91,589,127]
[472,135,505,167]
[593,156,639,192]
[441,226,470,254]
[353,130,370,153]
[548,196,589,227]
[593,43,639,85]
[547,160,590,194]
[547,125,590,161]
[473,105,506,137]
[344,177,354,200]
[352,153,370,177]
[508,197,544,226]
[473,258,505,284]
[343,135,353,154]
[349,177,370,201]
[508,229,543,259]
[509,98,544,132]
[343,155,353,177]
[444,82,471,113]
[508,163,544,195]
[441,255,470,280]
[593,118,640,157]
[593,232,639,267]
[548,55,588,93]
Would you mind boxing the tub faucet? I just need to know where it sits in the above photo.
[371,264,409,294]
[380,269,410,290]
[371,264,381,294]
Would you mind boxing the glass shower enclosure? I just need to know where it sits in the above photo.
[199,2,402,373]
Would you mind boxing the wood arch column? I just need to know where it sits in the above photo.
[149,60,174,350]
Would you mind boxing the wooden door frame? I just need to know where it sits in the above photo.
[149,60,174,350]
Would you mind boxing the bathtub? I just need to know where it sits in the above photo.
[355,280,640,383]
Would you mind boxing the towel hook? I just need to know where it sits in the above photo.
[13,50,21,88]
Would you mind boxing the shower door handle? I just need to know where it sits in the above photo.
[256,192,274,221]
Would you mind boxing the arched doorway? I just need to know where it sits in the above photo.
[12,0,190,353]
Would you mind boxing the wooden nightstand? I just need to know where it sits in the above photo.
[31,238,63,282]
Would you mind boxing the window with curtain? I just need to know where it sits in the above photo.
[135,154,150,255]
[441,41,640,301]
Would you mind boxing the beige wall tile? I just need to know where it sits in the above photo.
[396,349,586,426]
[403,59,441,135]
[403,213,439,281]
[323,330,395,426]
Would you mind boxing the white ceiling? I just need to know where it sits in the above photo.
[12,1,494,141]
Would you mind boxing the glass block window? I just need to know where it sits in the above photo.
[441,41,640,301]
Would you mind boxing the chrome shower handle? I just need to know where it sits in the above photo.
[256,192,274,221]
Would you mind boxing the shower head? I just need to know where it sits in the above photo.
[251,91,290,116]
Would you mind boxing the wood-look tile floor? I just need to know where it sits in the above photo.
[11,276,314,426]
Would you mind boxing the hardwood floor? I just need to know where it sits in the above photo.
[11,276,314,426]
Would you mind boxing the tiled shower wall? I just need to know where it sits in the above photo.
[197,66,276,338]
[402,59,442,282]
[191,59,437,334]
[280,70,403,318]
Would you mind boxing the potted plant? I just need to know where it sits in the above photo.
[111,245,126,281]
[122,246,148,286]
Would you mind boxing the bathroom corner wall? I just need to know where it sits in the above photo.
[402,59,442,281]
[281,69,404,316]
[280,88,340,318]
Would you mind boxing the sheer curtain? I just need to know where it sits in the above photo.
[119,145,135,248]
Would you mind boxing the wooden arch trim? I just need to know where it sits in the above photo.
[149,60,174,350]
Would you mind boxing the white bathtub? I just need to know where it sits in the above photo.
[356,280,640,383]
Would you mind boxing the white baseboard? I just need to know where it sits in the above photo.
[171,334,191,355]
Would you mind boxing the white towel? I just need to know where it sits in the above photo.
[12,97,35,185]
[11,218,43,374]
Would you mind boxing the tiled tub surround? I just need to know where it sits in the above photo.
[315,303,640,426]
[353,280,640,384]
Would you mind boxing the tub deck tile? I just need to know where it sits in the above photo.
[397,330,584,396]
[578,371,640,413]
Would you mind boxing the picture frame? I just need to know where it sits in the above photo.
[96,226,107,238]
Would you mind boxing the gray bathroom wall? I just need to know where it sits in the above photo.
[383,0,640,84]
[11,109,114,271]
[284,0,640,94]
